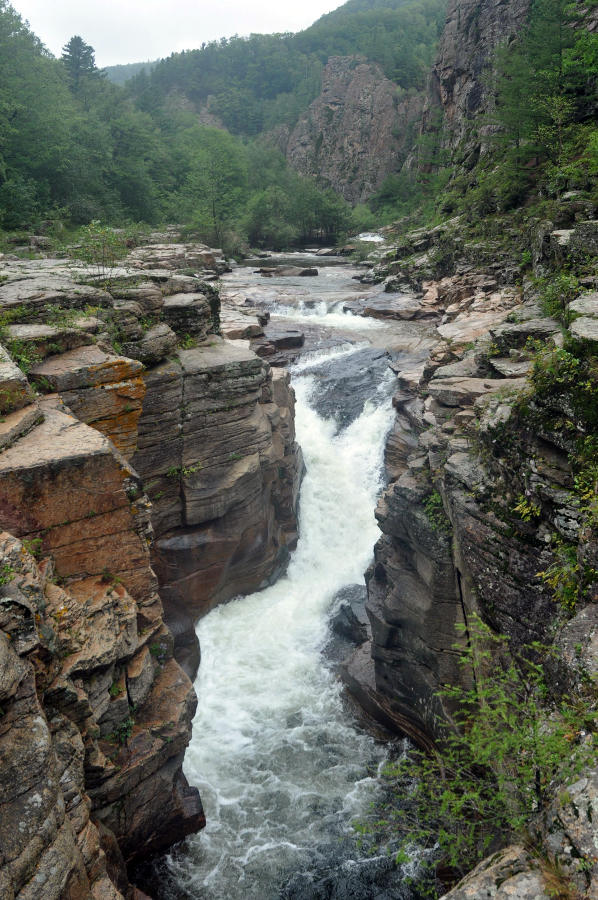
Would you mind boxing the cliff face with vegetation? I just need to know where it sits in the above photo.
[0,237,301,898]
[277,56,424,202]
[335,0,598,891]
[422,0,530,162]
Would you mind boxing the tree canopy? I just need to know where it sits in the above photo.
[125,0,446,136]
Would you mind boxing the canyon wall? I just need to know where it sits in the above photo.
[276,56,424,203]
[0,241,301,898]
[345,210,598,894]
[420,0,530,166]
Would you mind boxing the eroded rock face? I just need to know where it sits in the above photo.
[346,221,598,892]
[280,56,424,202]
[0,243,302,894]
[132,339,302,674]
[422,0,531,162]
[0,405,204,883]
[0,523,203,897]
[348,224,597,739]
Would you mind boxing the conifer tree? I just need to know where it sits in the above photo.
[61,35,99,90]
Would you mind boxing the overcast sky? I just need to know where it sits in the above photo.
[13,1,345,66]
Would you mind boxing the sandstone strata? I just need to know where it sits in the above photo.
[0,239,301,896]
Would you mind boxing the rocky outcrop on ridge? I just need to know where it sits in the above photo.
[278,56,424,203]
[0,238,302,897]
[421,0,530,164]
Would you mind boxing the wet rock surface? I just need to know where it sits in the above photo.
[300,347,391,430]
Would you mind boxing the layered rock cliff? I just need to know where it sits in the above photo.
[345,212,598,895]
[277,56,424,203]
[0,239,301,897]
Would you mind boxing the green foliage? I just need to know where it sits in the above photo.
[439,0,598,222]
[512,494,541,522]
[128,0,446,137]
[423,490,451,534]
[109,680,124,698]
[181,462,202,477]
[6,339,41,374]
[61,35,102,92]
[530,344,598,430]
[149,640,168,664]
[111,715,134,745]
[21,537,43,558]
[0,563,15,585]
[534,272,579,324]
[537,537,597,613]
[71,221,130,283]
[360,618,598,894]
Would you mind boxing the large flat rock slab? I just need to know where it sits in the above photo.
[0,343,35,414]
[6,322,96,358]
[437,309,514,344]
[0,273,112,315]
[30,345,143,391]
[343,295,437,321]
[428,376,527,408]
[177,336,264,376]
[0,400,117,476]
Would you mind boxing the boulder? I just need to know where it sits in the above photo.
[122,322,178,365]
[570,315,598,344]
[440,845,551,899]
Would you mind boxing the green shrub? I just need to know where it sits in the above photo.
[534,273,579,324]
[71,221,129,285]
[356,617,598,896]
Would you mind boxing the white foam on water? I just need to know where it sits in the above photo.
[167,347,396,899]
[270,300,385,331]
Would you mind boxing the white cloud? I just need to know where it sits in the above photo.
[13,0,344,66]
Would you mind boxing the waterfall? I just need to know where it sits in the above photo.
[160,346,404,899]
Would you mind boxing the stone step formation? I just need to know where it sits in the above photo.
[0,239,302,899]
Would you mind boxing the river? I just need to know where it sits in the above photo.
[147,255,433,899]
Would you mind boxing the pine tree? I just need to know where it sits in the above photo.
[61,35,99,90]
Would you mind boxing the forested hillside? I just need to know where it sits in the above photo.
[105,60,157,85]
[127,0,445,136]
[0,1,369,247]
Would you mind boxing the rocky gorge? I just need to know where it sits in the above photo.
[2,212,598,899]
[2,0,598,893]
[0,239,303,899]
